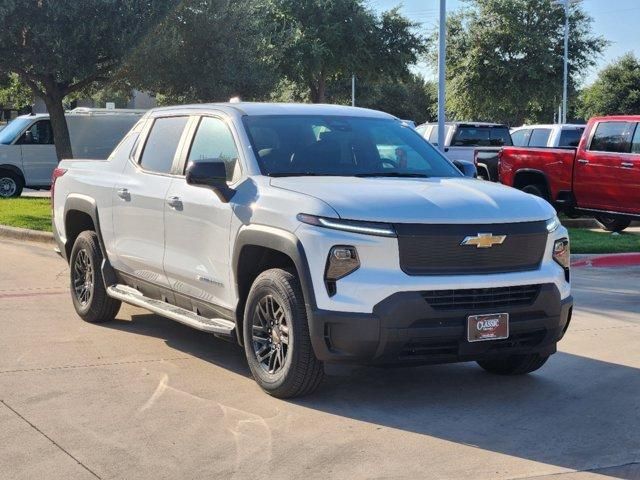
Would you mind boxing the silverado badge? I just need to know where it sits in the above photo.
[461,233,506,249]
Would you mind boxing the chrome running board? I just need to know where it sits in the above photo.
[107,284,235,336]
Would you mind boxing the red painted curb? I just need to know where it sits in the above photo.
[571,253,640,268]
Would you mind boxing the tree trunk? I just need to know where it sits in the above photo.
[309,76,326,103]
[42,89,73,161]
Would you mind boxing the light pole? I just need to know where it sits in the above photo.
[555,0,579,124]
[437,0,446,152]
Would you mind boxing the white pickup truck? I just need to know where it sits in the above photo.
[510,124,585,148]
[52,103,573,398]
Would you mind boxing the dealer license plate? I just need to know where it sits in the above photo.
[467,313,509,342]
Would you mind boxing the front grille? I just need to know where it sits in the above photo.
[422,284,541,311]
[395,221,548,275]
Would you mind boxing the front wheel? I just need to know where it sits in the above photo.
[243,268,324,398]
[477,353,550,375]
[69,231,121,323]
[595,215,631,233]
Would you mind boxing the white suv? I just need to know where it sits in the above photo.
[52,103,573,398]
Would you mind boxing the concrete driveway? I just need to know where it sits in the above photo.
[0,239,638,480]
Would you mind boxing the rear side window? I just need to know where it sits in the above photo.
[558,128,584,147]
[528,128,552,147]
[631,124,640,154]
[139,116,188,174]
[511,129,530,146]
[452,126,512,147]
[187,117,240,182]
[589,121,635,153]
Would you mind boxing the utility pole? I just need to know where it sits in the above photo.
[437,0,446,152]
[555,0,579,123]
[351,75,355,107]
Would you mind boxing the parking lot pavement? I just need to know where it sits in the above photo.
[0,239,638,480]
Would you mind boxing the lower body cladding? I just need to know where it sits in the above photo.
[308,283,573,365]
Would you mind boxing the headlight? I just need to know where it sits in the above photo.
[325,246,360,296]
[553,238,570,282]
[297,213,396,237]
[546,215,560,233]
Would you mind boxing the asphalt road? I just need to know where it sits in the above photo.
[0,239,638,480]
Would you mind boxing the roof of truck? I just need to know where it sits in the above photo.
[149,102,397,119]
[511,123,585,130]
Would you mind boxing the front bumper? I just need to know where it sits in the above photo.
[308,283,573,365]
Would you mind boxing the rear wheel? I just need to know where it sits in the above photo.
[0,171,23,198]
[521,184,548,202]
[69,231,121,323]
[243,268,324,398]
[477,353,550,375]
[595,215,631,233]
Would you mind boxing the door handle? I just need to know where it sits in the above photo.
[116,188,130,200]
[577,159,589,165]
[621,161,634,168]
[167,196,183,209]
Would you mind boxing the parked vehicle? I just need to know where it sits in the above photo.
[52,103,572,398]
[511,124,585,148]
[499,115,640,232]
[0,108,144,198]
[416,122,512,180]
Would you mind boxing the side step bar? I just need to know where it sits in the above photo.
[107,284,235,336]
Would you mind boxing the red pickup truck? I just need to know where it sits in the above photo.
[499,115,640,232]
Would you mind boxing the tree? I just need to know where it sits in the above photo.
[578,54,640,118]
[125,0,279,104]
[0,1,176,160]
[0,74,33,114]
[431,0,606,125]
[269,1,426,103]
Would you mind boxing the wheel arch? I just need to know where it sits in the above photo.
[232,226,316,346]
[513,169,552,201]
[0,164,25,181]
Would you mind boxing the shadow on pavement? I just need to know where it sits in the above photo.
[103,311,639,479]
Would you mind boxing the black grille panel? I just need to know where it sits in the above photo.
[422,284,541,311]
[395,221,548,275]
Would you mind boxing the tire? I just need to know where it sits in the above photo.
[521,184,548,202]
[243,268,324,398]
[595,215,631,233]
[0,170,24,198]
[69,231,121,323]
[477,353,550,375]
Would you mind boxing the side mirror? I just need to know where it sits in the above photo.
[452,159,477,178]
[185,160,235,203]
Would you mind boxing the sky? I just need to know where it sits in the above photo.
[371,0,640,86]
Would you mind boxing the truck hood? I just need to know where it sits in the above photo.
[270,176,555,224]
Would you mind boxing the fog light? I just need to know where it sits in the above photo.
[325,246,360,296]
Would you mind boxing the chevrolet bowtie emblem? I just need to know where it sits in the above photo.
[461,233,507,248]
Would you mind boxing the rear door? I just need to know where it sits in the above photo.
[574,120,635,210]
[18,119,57,186]
[111,115,189,293]
[163,115,240,314]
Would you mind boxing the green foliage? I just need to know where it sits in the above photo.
[0,0,177,159]
[568,227,640,254]
[126,0,279,103]
[578,53,640,118]
[269,0,427,102]
[0,74,33,111]
[0,198,51,232]
[432,0,606,125]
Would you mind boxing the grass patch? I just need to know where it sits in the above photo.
[0,197,52,231]
[568,227,640,254]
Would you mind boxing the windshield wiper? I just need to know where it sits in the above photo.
[354,172,430,178]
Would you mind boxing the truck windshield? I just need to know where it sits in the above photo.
[0,117,31,145]
[243,115,462,178]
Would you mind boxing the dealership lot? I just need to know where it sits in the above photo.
[0,238,638,480]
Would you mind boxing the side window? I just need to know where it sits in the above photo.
[19,120,54,145]
[631,124,640,154]
[558,128,584,147]
[511,129,529,146]
[529,128,552,147]
[589,121,634,153]
[139,116,188,174]
[187,117,240,182]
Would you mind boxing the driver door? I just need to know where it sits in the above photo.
[18,120,58,185]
